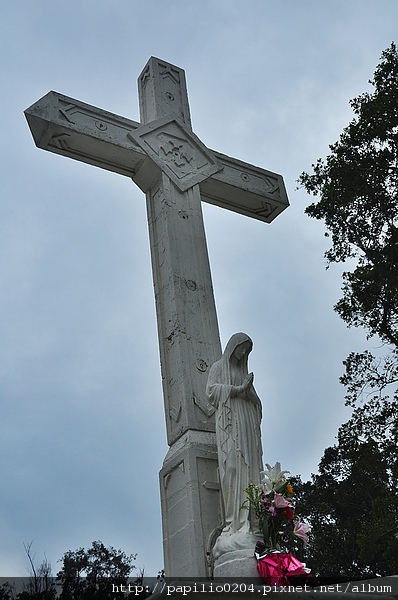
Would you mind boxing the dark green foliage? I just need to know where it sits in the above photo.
[298,43,398,351]
[299,43,398,511]
[17,591,56,600]
[56,541,143,600]
[292,436,398,578]
[0,583,15,600]
[297,43,398,578]
[3,542,156,600]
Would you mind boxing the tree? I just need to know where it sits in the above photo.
[17,542,56,600]
[0,583,15,600]
[292,433,398,579]
[298,42,398,411]
[296,43,398,578]
[56,540,147,600]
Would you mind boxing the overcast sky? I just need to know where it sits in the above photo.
[1,0,397,579]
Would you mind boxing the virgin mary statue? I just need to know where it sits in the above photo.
[206,332,263,535]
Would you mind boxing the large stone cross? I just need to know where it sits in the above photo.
[25,57,289,578]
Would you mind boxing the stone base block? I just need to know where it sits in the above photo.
[212,530,263,581]
[160,430,223,578]
[213,548,261,580]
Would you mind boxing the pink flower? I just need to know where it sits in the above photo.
[293,519,310,546]
[273,492,293,509]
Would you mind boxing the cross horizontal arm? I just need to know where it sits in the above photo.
[25,91,289,223]
[201,150,288,223]
[24,91,144,177]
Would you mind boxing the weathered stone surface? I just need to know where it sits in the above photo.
[25,57,289,578]
[129,115,222,192]
[160,431,222,578]
[25,93,289,222]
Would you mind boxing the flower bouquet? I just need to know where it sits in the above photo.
[243,462,311,585]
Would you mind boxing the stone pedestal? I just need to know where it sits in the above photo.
[212,530,263,582]
[159,430,223,578]
[213,548,260,580]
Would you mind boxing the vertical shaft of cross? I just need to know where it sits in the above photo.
[137,59,222,443]
[137,58,223,577]
[138,58,192,128]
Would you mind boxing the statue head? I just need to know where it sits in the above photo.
[224,332,253,367]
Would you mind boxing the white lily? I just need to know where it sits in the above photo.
[261,462,290,493]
